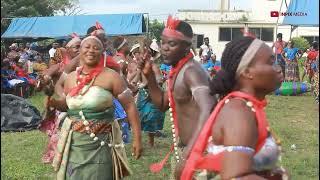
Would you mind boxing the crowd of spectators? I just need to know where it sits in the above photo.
[1,41,56,98]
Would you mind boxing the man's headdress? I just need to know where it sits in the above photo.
[162,15,192,43]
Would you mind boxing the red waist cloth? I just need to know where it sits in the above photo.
[181,91,269,180]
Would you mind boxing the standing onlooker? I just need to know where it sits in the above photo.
[199,37,213,63]
[18,43,28,63]
[48,41,59,63]
[272,33,286,78]
[7,43,20,63]
[283,40,302,82]
[302,41,319,82]
[61,40,67,48]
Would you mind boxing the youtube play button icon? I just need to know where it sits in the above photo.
[270,11,279,17]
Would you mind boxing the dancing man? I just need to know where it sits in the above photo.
[138,16,217,179]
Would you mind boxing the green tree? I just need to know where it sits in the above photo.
[149,19,164,41]
[1,0,79,34]
[291,37,310,52]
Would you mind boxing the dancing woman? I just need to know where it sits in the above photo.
[130,41,166,147]
[38,34,81,164]
[181,37,289,179]
[48,35,142,179]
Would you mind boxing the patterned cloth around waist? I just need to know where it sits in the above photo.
[71,120,112,134]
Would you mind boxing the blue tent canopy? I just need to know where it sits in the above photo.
[282,0,319,27]
[1,13,146,39]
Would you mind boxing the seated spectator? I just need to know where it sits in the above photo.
[1,61,24,93]
[7,43,20,63]
[33,55,48,74]
[202,54,221,78]
[12,62,36,86]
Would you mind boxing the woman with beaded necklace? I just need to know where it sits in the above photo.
[181,37,289,179]
[47,35,142,180]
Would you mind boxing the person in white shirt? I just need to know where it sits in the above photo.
[199,37,213,63]
[48,42,59,59]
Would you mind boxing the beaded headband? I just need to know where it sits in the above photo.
[236,39,264,78]
[80,36,104,48]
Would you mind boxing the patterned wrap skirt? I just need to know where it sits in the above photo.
[136,88,165,133]
[285,61,300,82]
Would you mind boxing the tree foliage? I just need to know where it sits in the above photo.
[291,37,310,52]
[148,19,165,41]
[1,0,79,18]
[1,0,80,34]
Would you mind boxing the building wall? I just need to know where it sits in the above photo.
[178,0,318,59]
[190,22,319,59]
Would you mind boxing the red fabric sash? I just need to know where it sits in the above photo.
[168,52,194,135]
[98,53,121,71]
[58,53,71,71]
[69,65,103,97]
[181,91,269,180]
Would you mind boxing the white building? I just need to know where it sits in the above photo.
[177,0,319,59]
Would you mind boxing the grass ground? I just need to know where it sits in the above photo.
[1,91,319,179]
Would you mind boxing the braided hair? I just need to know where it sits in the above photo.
[210,36,255,96]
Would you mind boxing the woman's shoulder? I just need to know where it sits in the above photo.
[218,98,256,124]
[99,67,121,79]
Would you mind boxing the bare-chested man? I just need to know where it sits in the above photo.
[138,16,217,179]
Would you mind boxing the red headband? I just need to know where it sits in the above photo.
[96,21,104,30]
[162,15,192,43]
[93,21,106,35]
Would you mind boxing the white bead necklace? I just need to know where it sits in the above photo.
[168,100,180,163]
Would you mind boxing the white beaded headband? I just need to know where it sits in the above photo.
[80,36,104,48]
[236,39,264,78]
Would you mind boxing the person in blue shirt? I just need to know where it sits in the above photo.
[202,55,214,71]
[283,41,302,82]
[159,63,171,80]
[202,54,221,78]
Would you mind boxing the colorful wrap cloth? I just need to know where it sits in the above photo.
[39,111,67,164]
[112,98,130,143]
[52,108,132,180]
[136,88,165,133]
[274,82,311,96]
